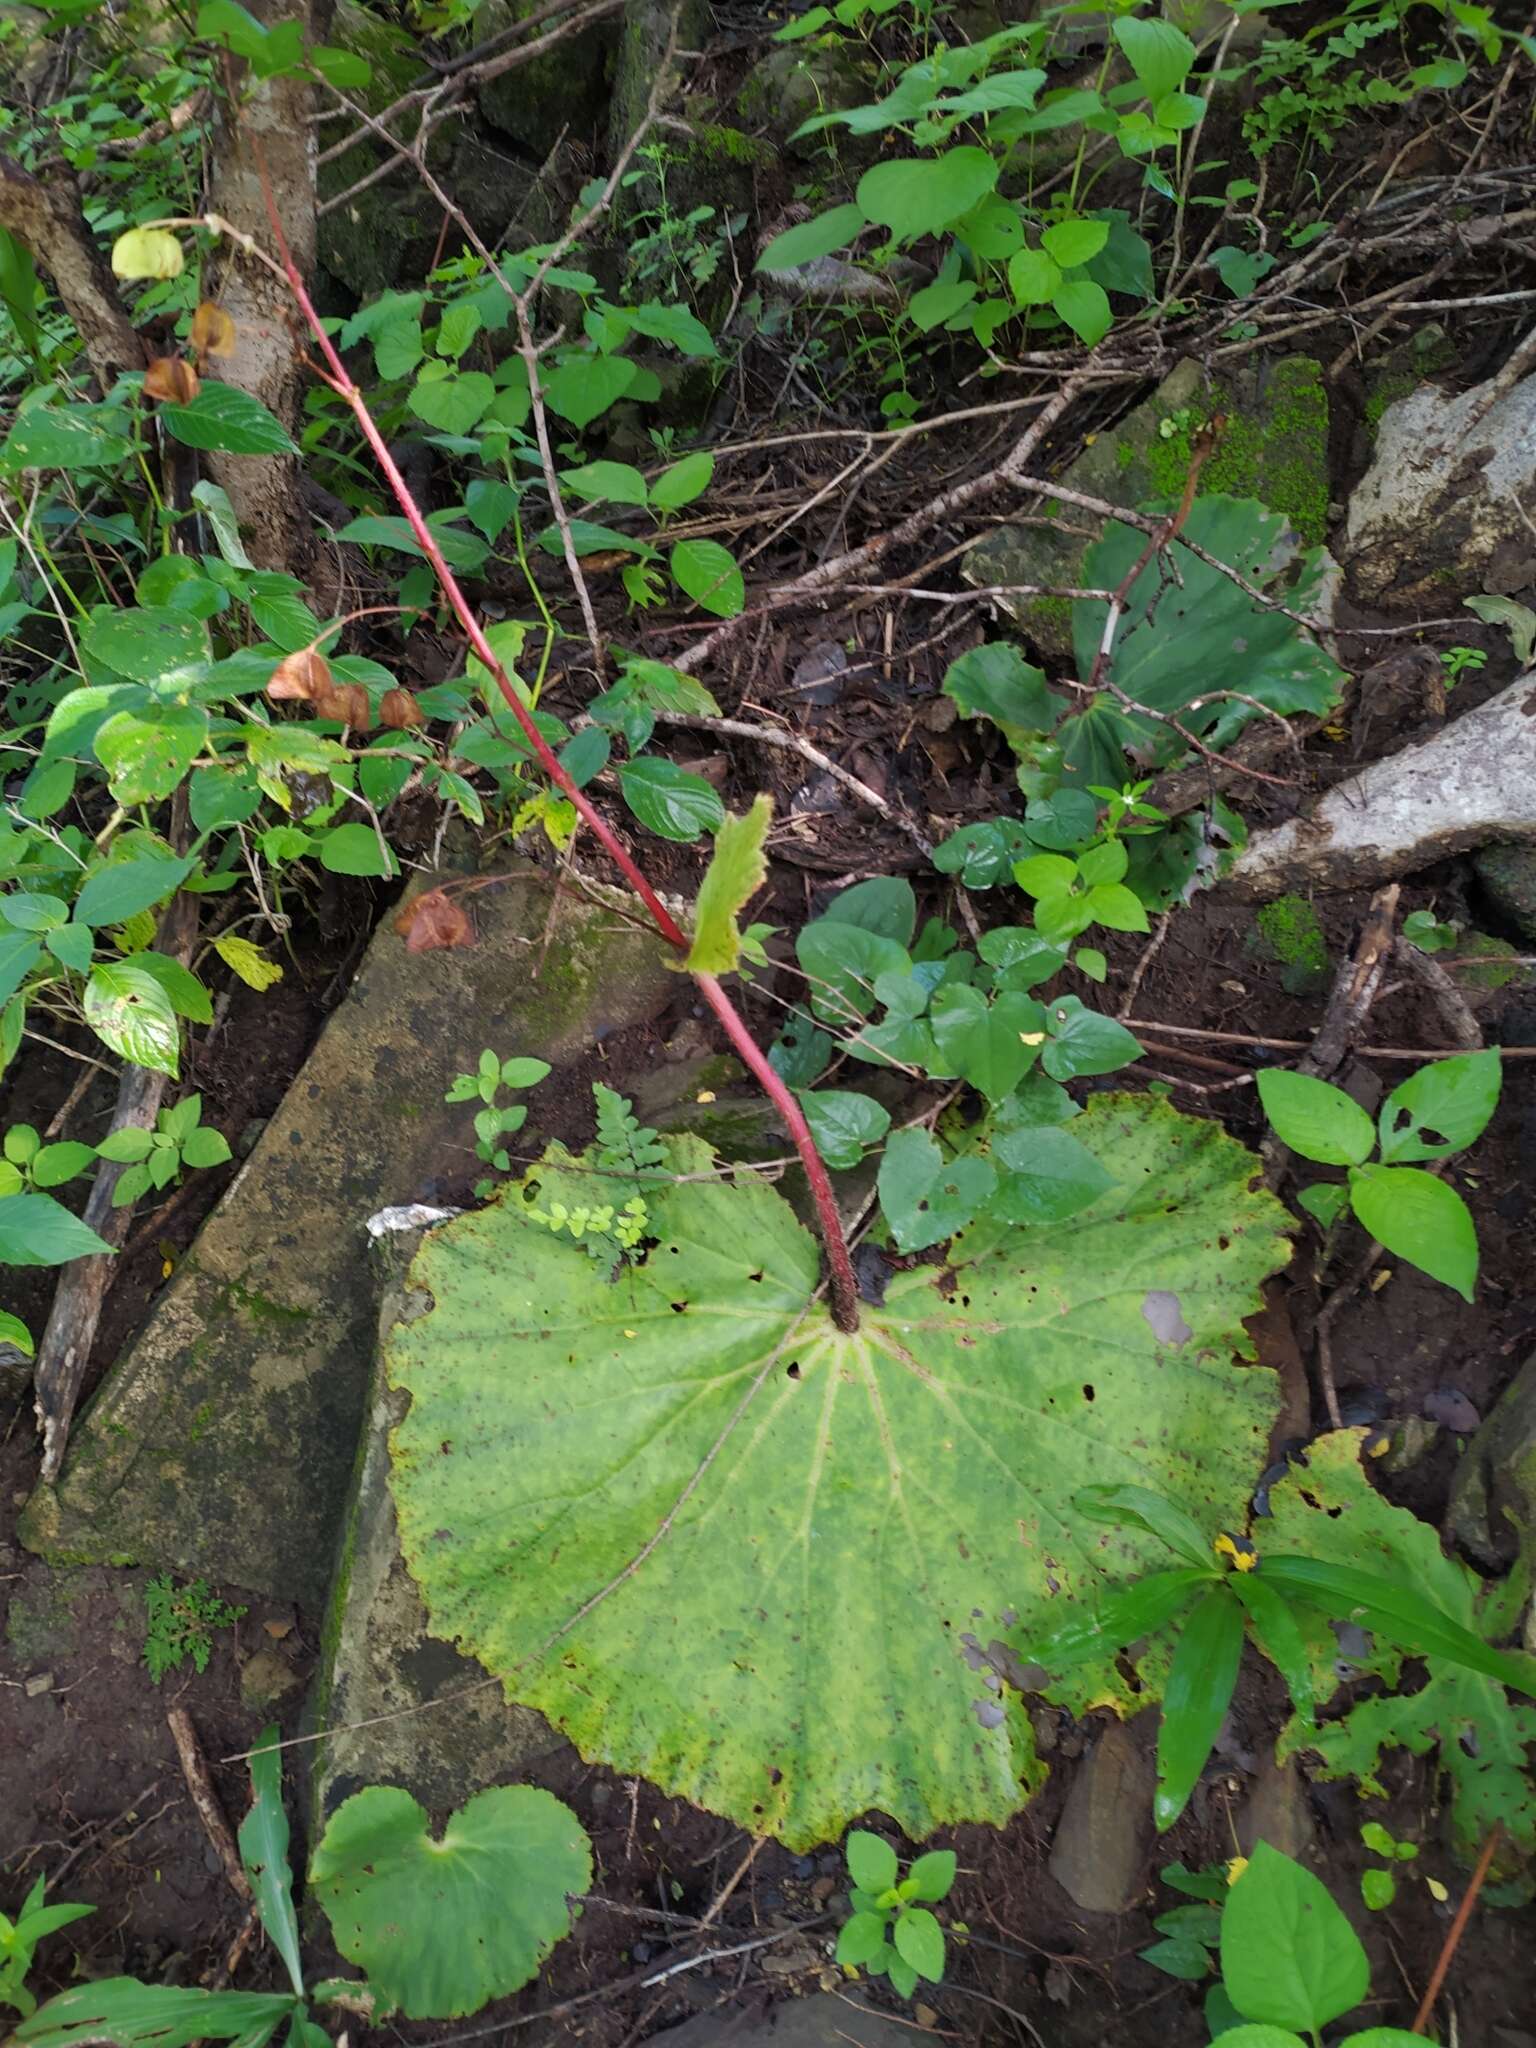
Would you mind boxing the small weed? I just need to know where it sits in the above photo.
[1260,1050,1502,1300]
[1440,644,1488,687]
[835,1830,956,1999]
[142,1574,245,1683]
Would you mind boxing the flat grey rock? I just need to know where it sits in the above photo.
[20,868,672,1610]
[1229,673,1536,897]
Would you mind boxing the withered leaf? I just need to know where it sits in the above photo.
[190,300,237,358]
[268,650,371,729]
[394,887,475,954]
[267,648,333,701]
[379,687,424,730]
[142,356,200,404]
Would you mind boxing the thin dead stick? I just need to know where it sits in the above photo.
[1303,884,1402,1081]
[166,1708,251,1905]
[1391,939,1483,1052]
[697,1837,764,1933]
[1412,1822,1503,2034]
[652,710,935,857]
[34,881,199,1481]
[1119,914,1171,1021]
[674,374,1090,673]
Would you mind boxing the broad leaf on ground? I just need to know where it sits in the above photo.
[1065,497,1345,782]
[386,1095,1290,1847]
[1272,1432,1536,1864]
[310,1785,590,2019]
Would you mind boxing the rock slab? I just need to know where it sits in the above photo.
[20,868,672,1609]
[1047,1714,1155,1913]
[1229,673,1536,897]
[308,1231,564,1825]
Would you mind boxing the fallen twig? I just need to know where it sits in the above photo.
[1391,938,1483,1051]
[1412,1822,1503,2035]
[167,1707,251,1906]
[33,880,199,1481]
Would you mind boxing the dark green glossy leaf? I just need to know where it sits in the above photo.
[1041,995,1142,1080]
[618,758,725,843]
[877,1126,995,1253]
[1155,1584,1244,1828]
[1259,1556,1536,1692]
[1231,1571,1314,1728]
[1021,1567,1210,1672]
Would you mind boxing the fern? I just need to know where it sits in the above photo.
[593,1082,665,1180]
[525,1085,666,1264]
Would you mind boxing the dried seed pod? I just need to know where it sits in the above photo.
[142,356,200,403]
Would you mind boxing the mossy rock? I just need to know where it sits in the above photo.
[737,37,882,161]
[1248,892,1331,996]
[476,0,618,154]
[1474,843,1536,949]
[966,354,1330,661]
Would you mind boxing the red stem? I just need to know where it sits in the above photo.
[257,200,861,1330]
[695,974,859,1331]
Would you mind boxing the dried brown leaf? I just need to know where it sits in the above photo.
[267,649,332,702]
[142,356,200,404]
[379,687,423,730]
[394,887,474,954]
[190,300,237,358]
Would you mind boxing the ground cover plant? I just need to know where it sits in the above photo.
[0,0,1534,2037]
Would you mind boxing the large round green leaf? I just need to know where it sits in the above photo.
[387,1095,1290,1849]
[856,148,999,241]
[310,1785,590,2020]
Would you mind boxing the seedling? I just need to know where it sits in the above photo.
[1400,908,1456,954]
[445,1050,551,1179]
[143,1574,245,1682]
[1440,644,1487,686]
[0,1879,92,2017]
[1019,1481,1536,1831]
[1359,1821,1418,1910]
[1138,1859,1227,1980]
[834,1830,956,2000]
[1258,1051,1502,1301]
[95,1093,233,1208]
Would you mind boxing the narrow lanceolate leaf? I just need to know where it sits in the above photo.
[1073,1484,1212,1569]
[12,1981,296,2048]
[1260,1557,1536,1693]
[1155,1586,1245,1829]
[1008,1568,1211,1675]
[1232,1572,1315,1728]
[686,794,771,974]
[237,1728,304,1998]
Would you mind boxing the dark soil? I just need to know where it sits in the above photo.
[6,25,1536,2048]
